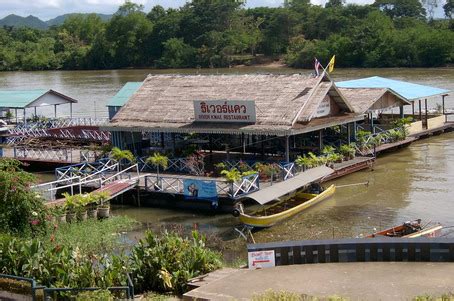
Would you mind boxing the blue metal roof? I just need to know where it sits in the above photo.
[336,76,450,101]
[107,82,142,107]
[0,90,48,108]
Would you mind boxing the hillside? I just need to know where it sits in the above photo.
[0,13,112,29]
[0,14,48,29]
[46,13,112,27]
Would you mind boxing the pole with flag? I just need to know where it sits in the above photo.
[327,55,336,73]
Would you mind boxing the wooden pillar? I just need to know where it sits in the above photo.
[399,106,404,118]
[242,133,246,154]
[319,129,323,152]
[261,135,265,160]
[418,99,422,121]
[54,104,57,118]
[442,95,446,122]
[347,123,351,144]
[15,109,17,124]
[23,109,26,124]
[70,103,73,119]
[208,135,213,163]
[371,113,375,134]
[352,121,357,142]
[412,102,415,118]
[34,107,37,117]
[172,133,177,156]
[160,133,165,148]
[424,98,428,129]
[285,135,290,163]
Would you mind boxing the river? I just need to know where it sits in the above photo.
[1,67,454,246]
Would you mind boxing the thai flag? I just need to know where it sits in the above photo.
[314,58,321,77]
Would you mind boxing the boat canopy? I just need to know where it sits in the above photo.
[244,165,334,205]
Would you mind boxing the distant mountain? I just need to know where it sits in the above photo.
[0,14,48,29]
[0,13,112,29]
[46,13,112,27]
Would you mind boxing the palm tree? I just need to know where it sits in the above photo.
[146,152,169,179]
[109,147,136,171]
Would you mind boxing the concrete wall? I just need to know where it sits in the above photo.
[407,121,423,135]
[427,115,445,130]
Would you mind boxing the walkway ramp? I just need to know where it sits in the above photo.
[46,179,137,207]
[244,165,334,205]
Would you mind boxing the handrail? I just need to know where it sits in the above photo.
[32,176,81,188]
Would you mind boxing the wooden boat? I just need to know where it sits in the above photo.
[239,184,335,228]
[367,219,443,238]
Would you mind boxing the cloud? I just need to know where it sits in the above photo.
[0,0,380,20]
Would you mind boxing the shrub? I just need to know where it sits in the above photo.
[339,144,356,159]
[0,158,48,235]
[130,230,222,294]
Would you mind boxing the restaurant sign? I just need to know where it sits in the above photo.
[194,100,256,123]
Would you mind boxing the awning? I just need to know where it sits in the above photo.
[244,165,334,205]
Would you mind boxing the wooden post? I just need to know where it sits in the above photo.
[34,106,37,117]
[319,130,323,152]
[15,108,17,124]
[442,95,446,122]
[242,133,246,154]
[399,106,404,118]
[285,135,290,163]
[412,102,415,118]
[371,113,375,134]
[54,104,57,118]
[425,98,428,129]
[419,99,422,122]
[23,109,26,125]
[70,103,73,119]
[352,121,357,142]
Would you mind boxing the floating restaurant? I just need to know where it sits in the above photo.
[105,73,364,162]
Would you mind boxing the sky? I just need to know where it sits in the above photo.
[0,0,375,20]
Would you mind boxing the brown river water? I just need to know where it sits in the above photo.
[1,67,454,244]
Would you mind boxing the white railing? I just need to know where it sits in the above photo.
[55,159,118,182]
[35,164,139,202]
[14,147,73,162]
[144,172,260,199]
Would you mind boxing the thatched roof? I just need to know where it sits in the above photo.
[106,73,361,136]
[338,88,410,113]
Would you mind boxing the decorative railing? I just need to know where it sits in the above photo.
[144,172,260,199]
[55,159,118,182]
[13,147,99,164]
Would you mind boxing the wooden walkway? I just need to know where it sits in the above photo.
[46,179,137,207]
[323,156,375,182]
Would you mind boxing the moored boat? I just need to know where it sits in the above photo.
[238,184,336,228]
[367,219,443,238]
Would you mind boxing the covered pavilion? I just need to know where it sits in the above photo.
[104,73,364,163]
[106,82,143,120]
[336,76,450,130]
[0,89,78,123]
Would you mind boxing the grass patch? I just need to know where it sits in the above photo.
[414,294,454,301]
[42,215,139,254]
[0,278,44,301]
[252,290,347,301]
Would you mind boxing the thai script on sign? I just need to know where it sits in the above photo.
[194,100,256,123]
[314,95,331,118]
[248,250,275,269]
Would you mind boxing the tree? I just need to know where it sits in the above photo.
[109,147,135,171]
[444,0,454,18]
[325,0,345,8]
[146,153,168,179]
[373,0,426,19]
[157,38,196,68]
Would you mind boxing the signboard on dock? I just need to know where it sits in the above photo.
[314,95,331,118]
[248,250,275,269]
[183,179,218,205]
[193,100,256,123]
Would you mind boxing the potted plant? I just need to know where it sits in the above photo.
[52,206,67,224]
[220,168,242,195]
[63,193,78,223]
[77,194,89,221]
[96,191,111,219]
[339,144,356,160]
[87,194,99,219]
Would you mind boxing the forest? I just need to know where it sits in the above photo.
[0,0,453,71]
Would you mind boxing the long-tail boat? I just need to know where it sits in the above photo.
[238,184,335,228]
[367,219,443,238]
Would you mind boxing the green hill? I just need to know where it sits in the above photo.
[46,13,112,27]
[0,14,48,29]
[0,13,112,29]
